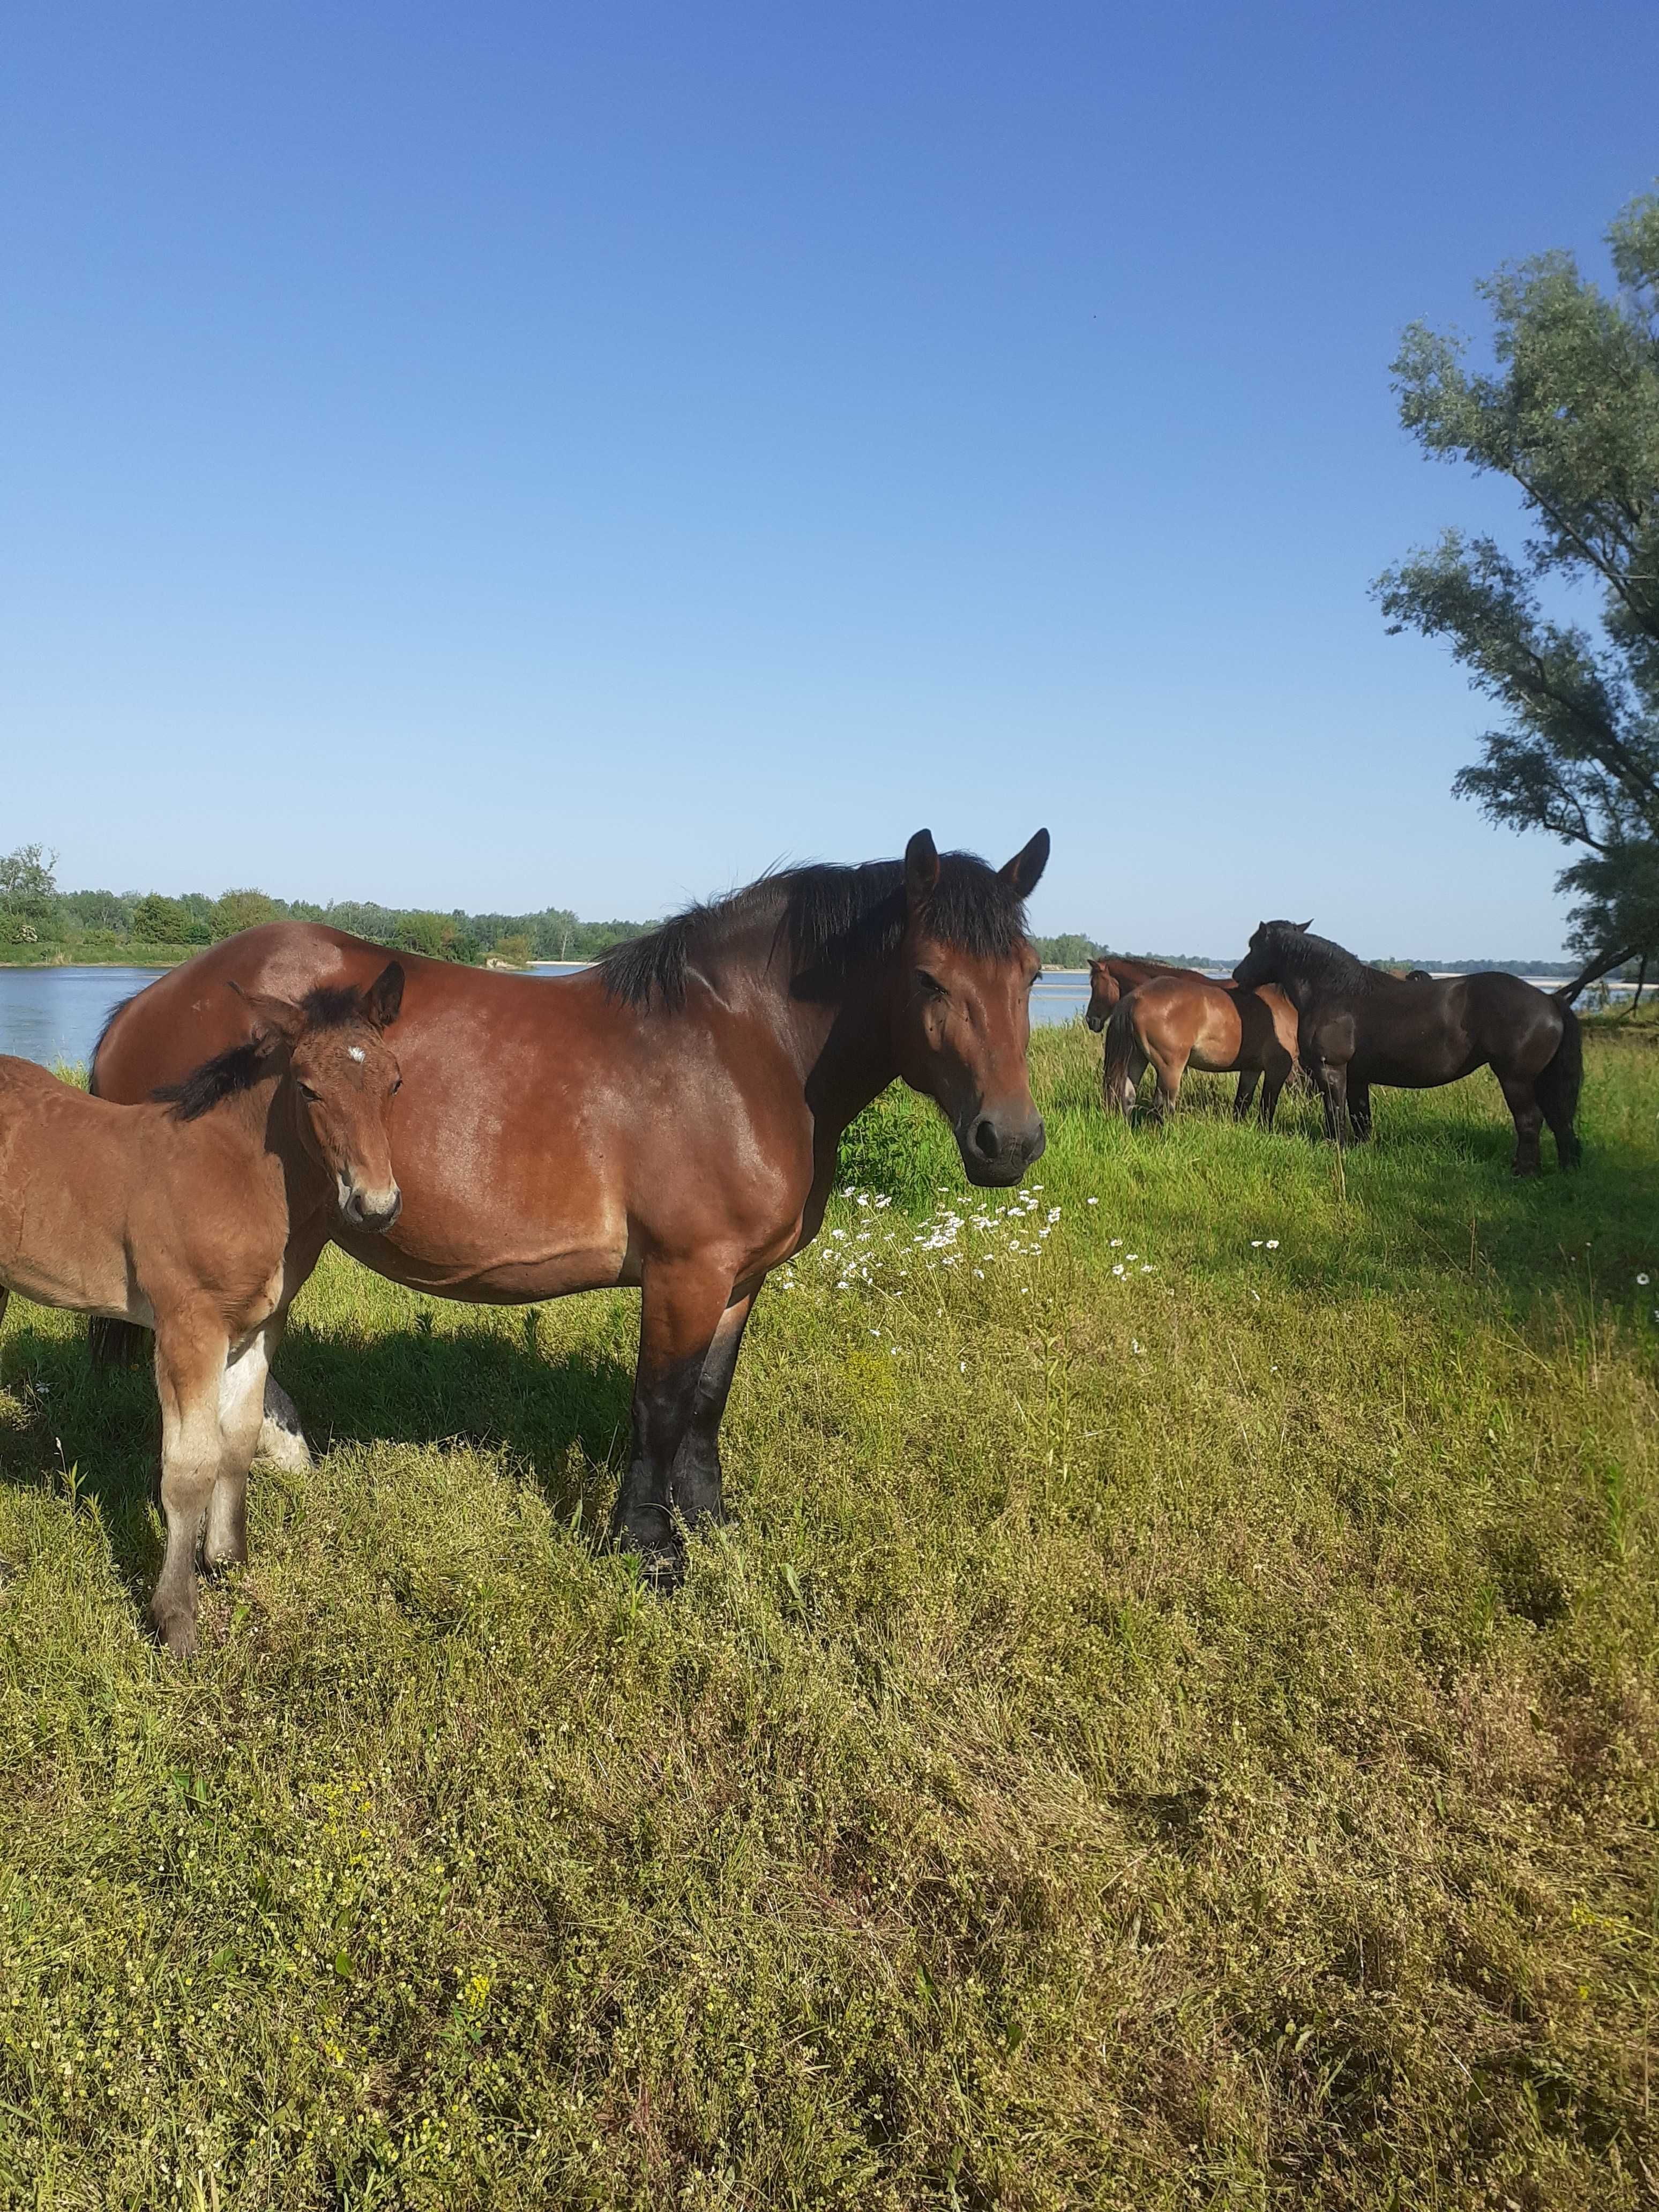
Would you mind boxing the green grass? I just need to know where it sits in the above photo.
[2,1023,1657,2209]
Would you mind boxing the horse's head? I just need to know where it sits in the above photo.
[230,963,406,1229]
[891,828,1049,1187]
[1085,958,1120,1031]
[1232,919,1312,991]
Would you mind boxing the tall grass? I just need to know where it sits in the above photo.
[2,1023,1656,2208]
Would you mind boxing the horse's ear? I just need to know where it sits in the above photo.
[1297,918,1313,932]
[1000,827,1050,897]
[905,829,940,907]
[363,961,405,1030]
[226,979,303,1051]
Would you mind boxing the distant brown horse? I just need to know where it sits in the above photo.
[1095,973,1300,1125]
[1,966,404,1652]
[90,831,1050,1582]
[1084,954,1212,1018]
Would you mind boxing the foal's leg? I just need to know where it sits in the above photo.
[612,1258,737,1578]
[1496,1071,1544,1178]
[1232,1071,1259,1120]
[206,1320,278,1572]
[669,1289,756,1529]
[151,1318,231,1657]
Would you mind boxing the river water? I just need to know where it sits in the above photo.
[0,962,1105,1069]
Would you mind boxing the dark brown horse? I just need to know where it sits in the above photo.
[91,831,1050,1579]
[1232,921,1582,1174]
[2,966,405,1651]
[1095,973,1300,1124]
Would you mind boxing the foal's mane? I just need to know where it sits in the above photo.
[154,983,375,1123]
[601,853,1029,1013]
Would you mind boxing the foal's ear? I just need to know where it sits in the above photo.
[1000,827,1050,897]
[905,829,940,907]
[1296,918,1313,933]
[226,979,304,1051]
[363,961,405,1029]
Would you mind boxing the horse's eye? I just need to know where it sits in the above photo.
[916,970,946,998]
[390,1076,402,1095]
[297,1081,320,1103]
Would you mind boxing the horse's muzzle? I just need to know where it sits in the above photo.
[960,1111,1046,1188]
[343,1186,402,1231]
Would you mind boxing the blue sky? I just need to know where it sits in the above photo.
[3,2,1655,956]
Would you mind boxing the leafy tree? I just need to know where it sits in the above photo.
[1376,189,1659,982]
[131,893,194,944]
[0,843,60,938]
[211,888,281,939]
[1034,932,1103,969]
[491,932,533,966]
[394,910,452,958]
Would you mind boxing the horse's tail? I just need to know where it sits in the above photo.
[85,994,154,1369]
[1101,993,1141,1116]
[1536,1000,1584,1167]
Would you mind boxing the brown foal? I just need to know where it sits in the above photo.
[0,965,403,1653]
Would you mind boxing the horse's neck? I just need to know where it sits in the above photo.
[173,1078,322,1222]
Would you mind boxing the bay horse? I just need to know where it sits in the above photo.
[89,830,1051,1581]
[1,965,404,1653]
[1231,921,1582,1174]
[1083,954,1210,1020]
[1094,972,1301,1125]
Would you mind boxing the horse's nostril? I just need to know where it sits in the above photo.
[973,1117,1000,1160]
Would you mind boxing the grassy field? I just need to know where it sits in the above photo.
[2,1019,1656,2209]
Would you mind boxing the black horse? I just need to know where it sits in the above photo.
[1232,922,1582,1175]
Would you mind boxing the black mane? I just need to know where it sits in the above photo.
[1258,923,1384,995]
[600,853,1028,1013]
[153,982,374,1122]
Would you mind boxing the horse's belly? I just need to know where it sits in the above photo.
[0,1247,151,1325]
[335,1224,630,1304]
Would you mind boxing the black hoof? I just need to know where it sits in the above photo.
[611,1506,685,1590]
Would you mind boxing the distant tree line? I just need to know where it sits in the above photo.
[0,846,657,967]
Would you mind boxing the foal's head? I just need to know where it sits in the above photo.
[1232,919,1313,992]
[231,963,406,1229]
[1085,958,1121,1032]
[891,828,1049,1187]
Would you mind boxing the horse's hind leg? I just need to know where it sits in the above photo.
[1496,1072,1544,1178]
[206,1320,278,1572]
[1146,1049,1184,1122]
[669,1288,755,1530]
[614,1257,738,1580]
[151,1318,231,1657]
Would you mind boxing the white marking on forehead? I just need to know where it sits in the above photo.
[348,1045,365,1062]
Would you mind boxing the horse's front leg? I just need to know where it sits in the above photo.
[1346,1079,1373,1143]
[1232,1071,1259,1120]
[670,1288,756,1530]
[613,1258,736,1581]
[151,1314,232,1657]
